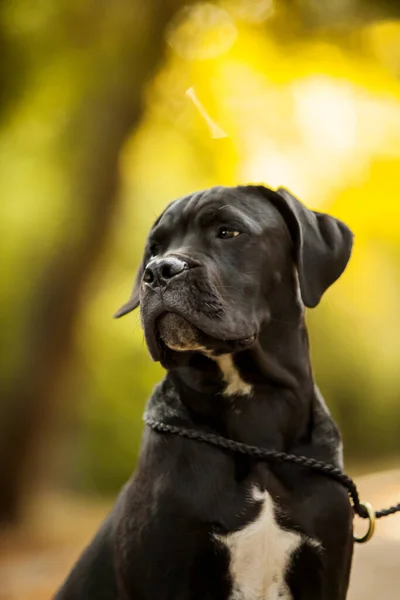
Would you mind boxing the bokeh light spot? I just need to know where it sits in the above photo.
[166,3,238,60]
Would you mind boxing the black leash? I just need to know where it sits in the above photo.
[144,417,400,544]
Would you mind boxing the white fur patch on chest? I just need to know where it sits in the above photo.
[215,355,253,397]
[215,487,301,600]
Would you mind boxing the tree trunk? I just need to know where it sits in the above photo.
[0,0,191,524]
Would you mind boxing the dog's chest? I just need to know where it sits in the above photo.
[216,488,301,600]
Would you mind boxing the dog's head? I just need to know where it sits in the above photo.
[115,186,353,365]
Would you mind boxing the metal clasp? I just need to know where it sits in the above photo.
[354,502,376,543]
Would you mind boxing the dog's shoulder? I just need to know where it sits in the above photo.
[310,384,343,468]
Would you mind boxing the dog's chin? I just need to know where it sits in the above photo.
[157,313,206,353]
[146,312,256,362]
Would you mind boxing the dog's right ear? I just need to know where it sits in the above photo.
[272,187,354,308]
[113,258,146,318]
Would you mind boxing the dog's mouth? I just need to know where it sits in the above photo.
[153,312,256,361]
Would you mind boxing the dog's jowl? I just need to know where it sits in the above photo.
[55,185,355,600]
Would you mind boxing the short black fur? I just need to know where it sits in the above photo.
[55,185,354,600]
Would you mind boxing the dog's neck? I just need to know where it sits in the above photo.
[170,320,312,393]
[165,282,314,447]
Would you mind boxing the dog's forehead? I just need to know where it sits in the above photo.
[153,186,284,232]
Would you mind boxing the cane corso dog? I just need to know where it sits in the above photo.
[55,185,354,600]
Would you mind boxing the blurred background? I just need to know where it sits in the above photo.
[0,0,399,598]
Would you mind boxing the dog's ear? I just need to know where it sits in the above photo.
[113,257,145,318]
[271,187,354,308]
[113,200,178,318]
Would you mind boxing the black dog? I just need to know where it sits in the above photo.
[55,185,354,600]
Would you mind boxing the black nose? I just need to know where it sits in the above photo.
[143,257,189,287]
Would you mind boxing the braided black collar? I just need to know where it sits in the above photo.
[144,416,400,542]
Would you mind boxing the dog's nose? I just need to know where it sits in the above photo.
[143,257,189,287]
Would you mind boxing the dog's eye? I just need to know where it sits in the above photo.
[217,228,241,239]
[149,242,159,256]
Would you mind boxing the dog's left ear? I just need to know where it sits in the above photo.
[113,199,178,318]
[271,187,354,308]
[113,258,145,318]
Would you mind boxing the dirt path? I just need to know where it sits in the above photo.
[0,470,399,600]
[349,469,400,600]
[349,536,400,600]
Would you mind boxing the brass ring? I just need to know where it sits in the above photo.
[354,502,376,543]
